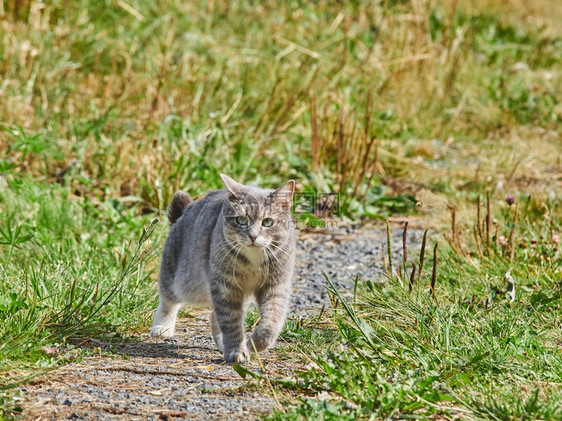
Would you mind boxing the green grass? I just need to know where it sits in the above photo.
[268,202,561,419]
[1,0,561,419]
[0,179,159,387]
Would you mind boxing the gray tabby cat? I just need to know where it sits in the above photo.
[150,174,296,363]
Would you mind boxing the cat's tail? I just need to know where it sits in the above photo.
[168,190,192,224]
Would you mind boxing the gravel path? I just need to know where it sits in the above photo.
[292,225,424,311]
[19,225,425,420]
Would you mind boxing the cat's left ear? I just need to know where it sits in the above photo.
[272,180,295,210]
[220,173,245,199]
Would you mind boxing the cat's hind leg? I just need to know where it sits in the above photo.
[150,297,181,337]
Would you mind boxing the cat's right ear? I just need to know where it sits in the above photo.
[220,174,244,199]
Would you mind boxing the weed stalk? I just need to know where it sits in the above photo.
[449,204,457,247]
[477,195,483,244]
[474,225,483,258]
[402,222,409,265]
[386,220,393,278]
[493,223,499,254]
[508,203,519,261]
[418,228,428,281]
[409,263,416,294]
[431,242,438,300]
[381,243,390,278]
[310,92,319,171]
[486,191,491,255]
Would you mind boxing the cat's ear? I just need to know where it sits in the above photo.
[272,180,295,210]
[220,173,244,199]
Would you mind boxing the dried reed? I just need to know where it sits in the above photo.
[386,220,393,277]
[409,263,416,294]
[486,191,491,255]
[418,228,428,281]
[402,222,409,265]
[431,242,439,300]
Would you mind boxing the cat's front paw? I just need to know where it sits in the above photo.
[224,347,250,363]
[150,325,175,338]
[247,326,277,352]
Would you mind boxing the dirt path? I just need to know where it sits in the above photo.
[21,313,300,420]
[17,227,424,420]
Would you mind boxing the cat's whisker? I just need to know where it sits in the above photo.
[231,244,244,290]
[219,238,245,290]
[212,236,240,259]
[210,241,234,263]
[266,241,303,274]
[213,242,237,272]
[261,246,272,284]
[215,238,246,272]
[264,245,281,266]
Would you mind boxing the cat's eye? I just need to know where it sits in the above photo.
[236,216,249,226]
[262,218,274,227]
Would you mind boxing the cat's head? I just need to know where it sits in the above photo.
[220,174,295,250]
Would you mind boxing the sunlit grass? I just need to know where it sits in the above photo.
[1,0,560,215]
[0,0,561,418]
[270,201,561,419]
[0,180,160,387]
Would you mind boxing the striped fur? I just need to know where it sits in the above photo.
[151,174,296,363]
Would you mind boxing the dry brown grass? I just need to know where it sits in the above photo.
[0,0,560,222]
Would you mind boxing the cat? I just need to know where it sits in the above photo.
[150,174,296,363]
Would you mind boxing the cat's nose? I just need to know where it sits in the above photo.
[249,234,257,243]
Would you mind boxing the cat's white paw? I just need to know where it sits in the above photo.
[224,348,250,363]
[150,325,175,337]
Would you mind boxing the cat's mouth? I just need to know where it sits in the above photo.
[247,240,269,249]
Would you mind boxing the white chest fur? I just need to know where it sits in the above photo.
[241,245,267,266]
